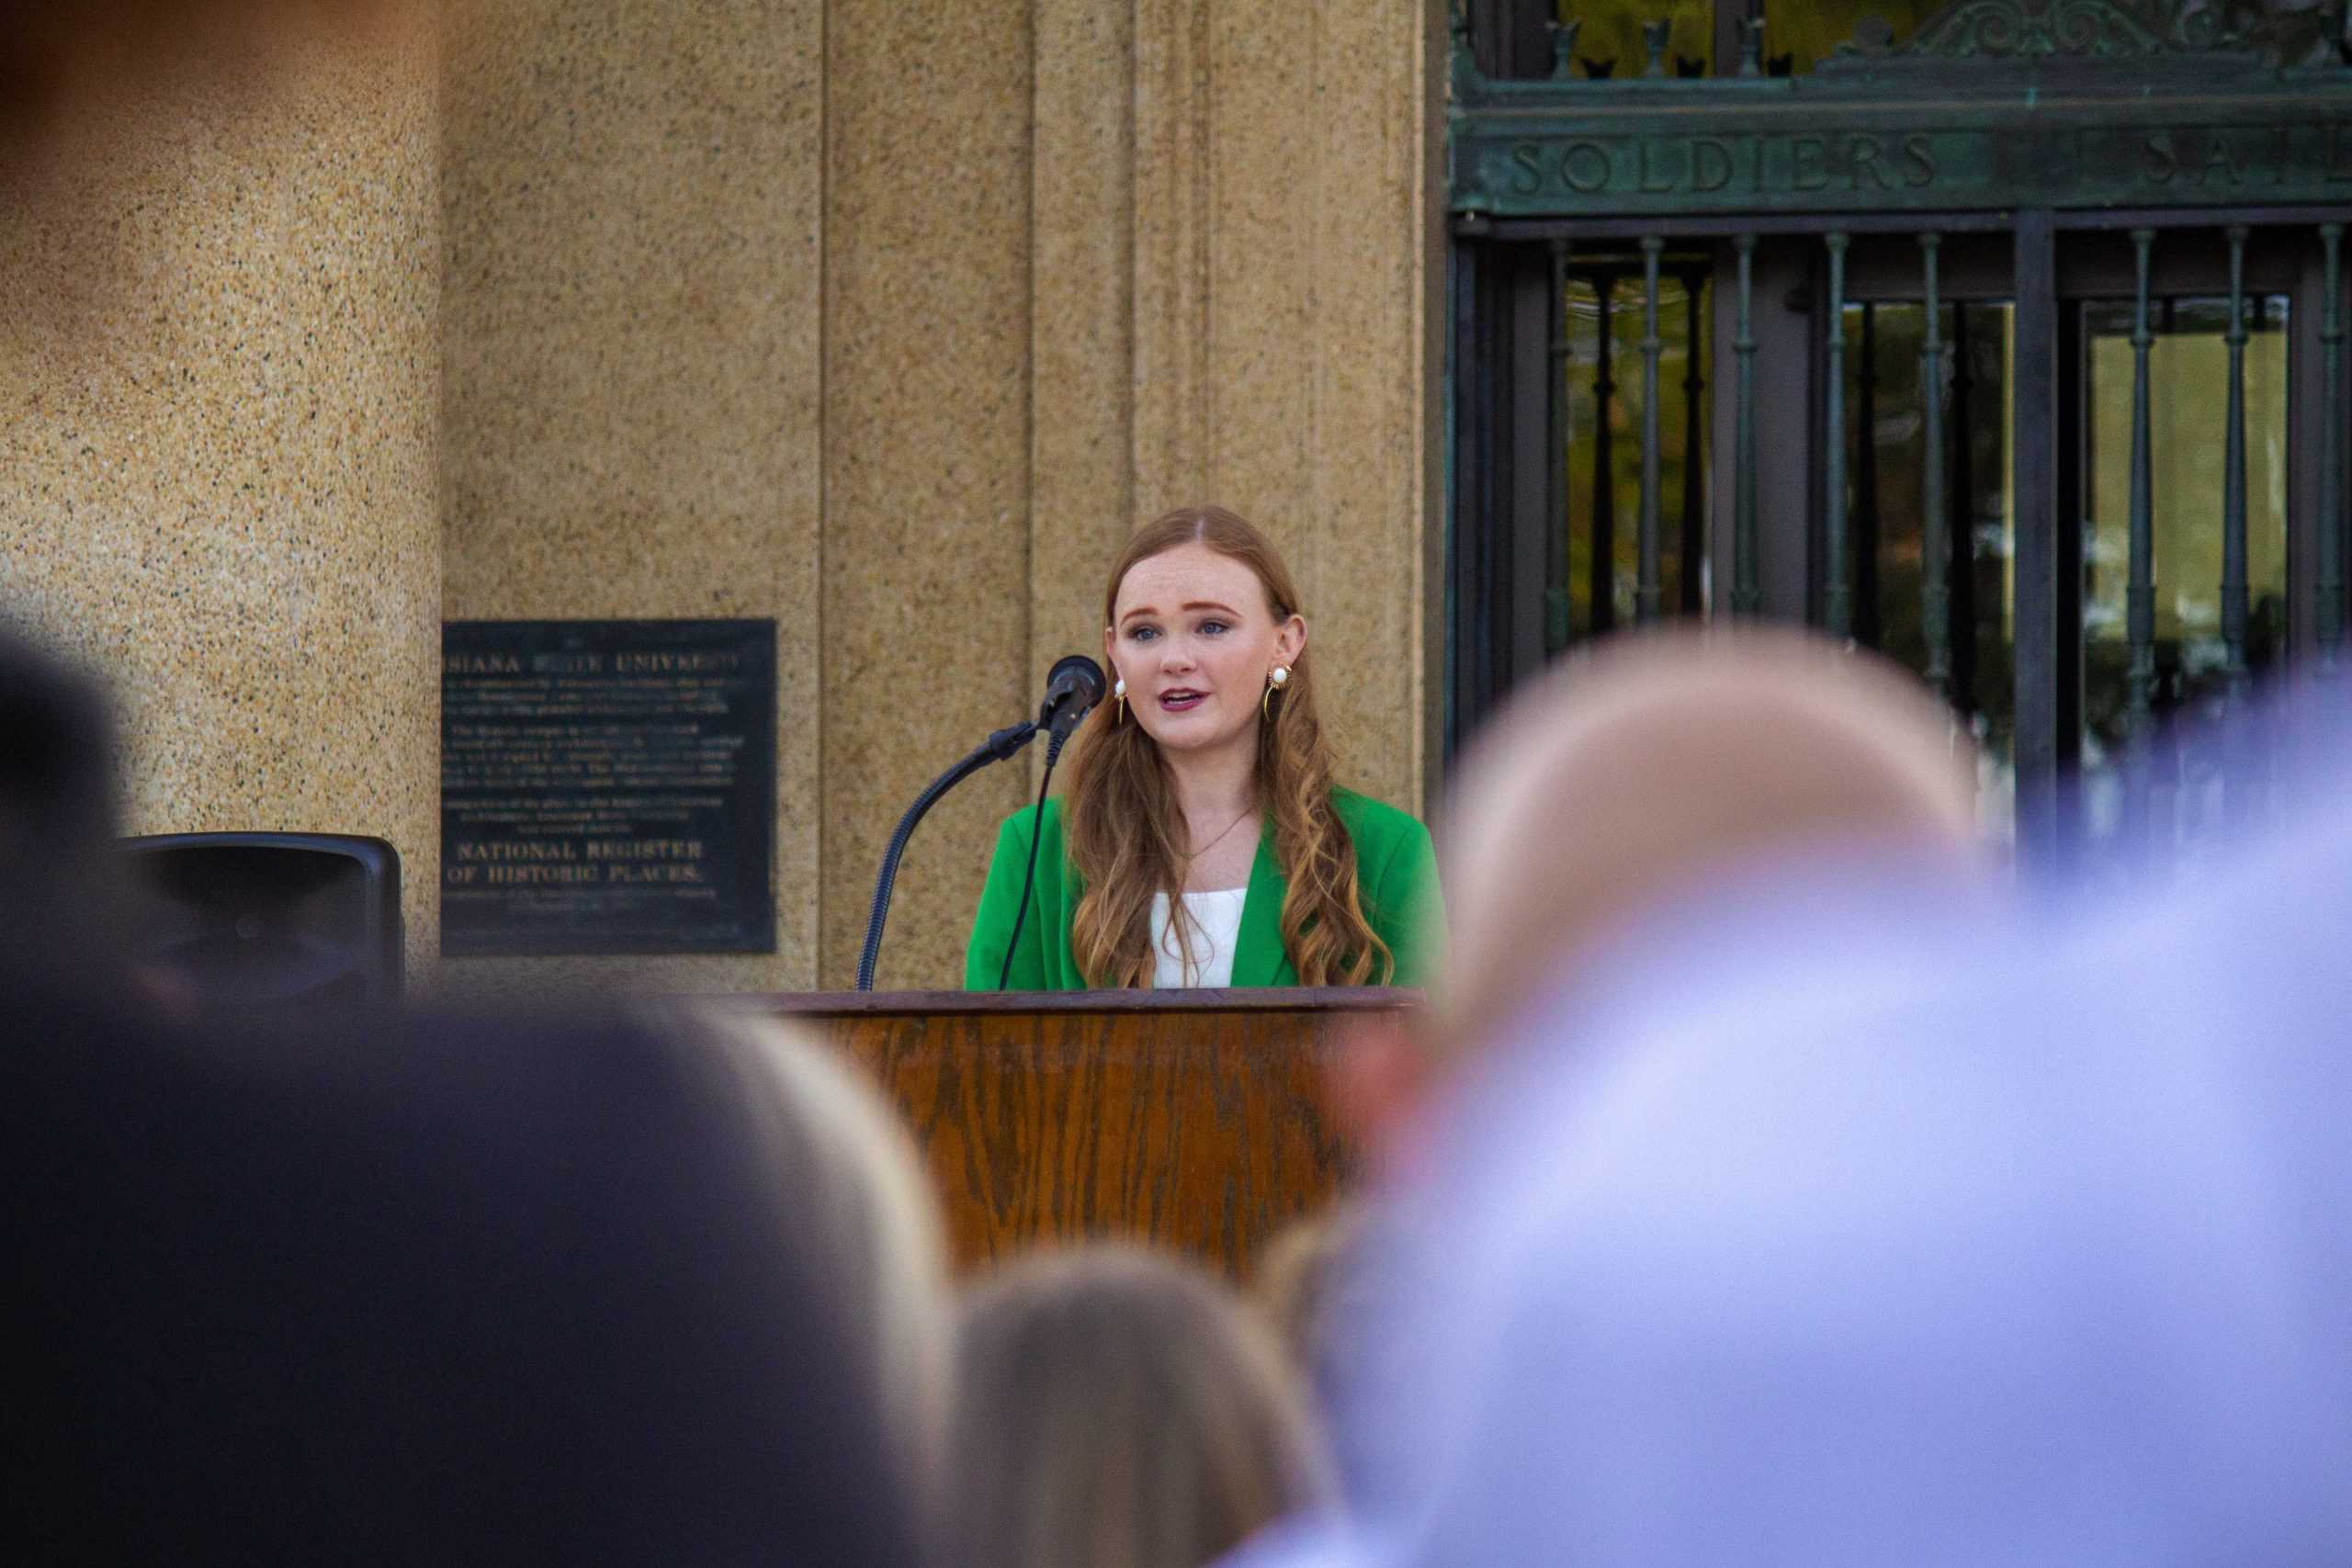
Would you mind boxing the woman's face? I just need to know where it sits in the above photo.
[1105,543,1306,757]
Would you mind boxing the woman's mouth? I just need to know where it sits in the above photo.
[1159,688,1207,712]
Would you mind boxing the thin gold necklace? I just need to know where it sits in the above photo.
[1181,807,1254,862]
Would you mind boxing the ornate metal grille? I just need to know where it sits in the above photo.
[1447,0,2352,862]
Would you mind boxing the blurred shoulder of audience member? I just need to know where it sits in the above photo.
[651,1002,951,1496]
[1231,750,2352,1568]
[1340,625,1980,1160]
[950,1245,1336,1568]
[0,625,133,986]
[1,984,933,1566]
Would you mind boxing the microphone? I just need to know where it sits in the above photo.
[1038,655,1106,749]
[855,654,1105,992]
[988,655,1106,991]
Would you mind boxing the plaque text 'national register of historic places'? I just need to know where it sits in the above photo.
[440,620,776,956]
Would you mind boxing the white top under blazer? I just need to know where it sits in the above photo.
[1148,886,1250,988]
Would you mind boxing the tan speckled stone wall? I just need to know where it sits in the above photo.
[1152,0,1443,827]
[1029,0,1137,769]
[820,0,1438,990]
[439,0,825,998]
[817,0,1037,989]
[1041,0,1443,811]
[443,0,1437,994]
[0,34,443,976]
[3,0,1432,998]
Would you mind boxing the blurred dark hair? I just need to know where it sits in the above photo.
[0,0,394,151]
[0,625,133,986]
[948,1247,1334,1568]
[0,995,931,1566]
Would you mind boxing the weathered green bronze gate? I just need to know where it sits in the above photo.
[1446,0,2352,860]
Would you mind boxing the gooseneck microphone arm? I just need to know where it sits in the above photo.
[994,724,1068,990]
[855,720,1035,993]
[855,655,1105,993]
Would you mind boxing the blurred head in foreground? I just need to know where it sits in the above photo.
[1250,1201,1375,1422]
[1442,626,1978,1050]
[0,625,131,986]
[1343,626,1978,1154]
[949,1246,1335,1568]
[658,1004,952,1498]
[1229,702,2352,1568]
[1,0,407,157]
[2,983,933,1563]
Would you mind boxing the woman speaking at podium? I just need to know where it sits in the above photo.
[966,505,1442,990]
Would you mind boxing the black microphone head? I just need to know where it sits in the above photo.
[1041,655,1107,738]
[1045,655,1106,705]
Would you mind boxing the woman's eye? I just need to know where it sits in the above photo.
[1198,620,1229,637]
[1129,626,1159,643]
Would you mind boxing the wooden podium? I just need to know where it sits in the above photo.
[751,988,1417,1278]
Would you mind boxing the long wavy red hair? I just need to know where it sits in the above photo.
[1064,506,1390,988]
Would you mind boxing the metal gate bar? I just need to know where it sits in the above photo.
[1638,237,1665,623]
[1824,231,1851,639]
[1733,235,1759,617]
[1920,233,1951,699]
[2320,222,2346,672]
[2222,225,2252,704]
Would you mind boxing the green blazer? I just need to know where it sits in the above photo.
[965,786,1443,990]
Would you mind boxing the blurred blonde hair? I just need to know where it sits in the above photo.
[948,1246,1335,1568]
[1249,1202,1373,1404]
[654,1004,951,1504]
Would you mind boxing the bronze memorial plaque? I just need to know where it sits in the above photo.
[440,619,776,956]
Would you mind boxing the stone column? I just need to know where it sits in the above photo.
[820,0,1036,989]
[0,26,444,974]
[441,0,826,998]
[1126,0,1444,818]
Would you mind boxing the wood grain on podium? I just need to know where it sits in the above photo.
[750,989,1417,1277]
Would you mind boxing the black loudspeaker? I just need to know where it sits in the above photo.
[121,833,403,1011]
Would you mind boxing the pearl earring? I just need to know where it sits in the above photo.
[1113,676,1126,726]
[1262,665,1290,721]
